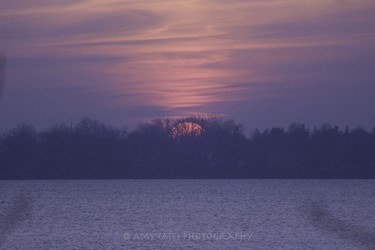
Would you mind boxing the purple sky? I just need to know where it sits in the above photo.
[1,0,375,132]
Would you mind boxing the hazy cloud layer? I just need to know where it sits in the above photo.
[1,0,375,130]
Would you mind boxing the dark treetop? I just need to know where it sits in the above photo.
[1,116,374,179]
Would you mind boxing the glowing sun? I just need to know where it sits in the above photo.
[171,122,203,138]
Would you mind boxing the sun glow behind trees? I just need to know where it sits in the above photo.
[171,122,203,139]
[1,117,375,179]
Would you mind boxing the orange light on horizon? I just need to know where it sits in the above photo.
[171,121,203,138]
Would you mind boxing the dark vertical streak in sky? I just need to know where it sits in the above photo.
[0,51,6,99]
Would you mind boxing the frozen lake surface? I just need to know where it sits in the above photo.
[1,179,375,249]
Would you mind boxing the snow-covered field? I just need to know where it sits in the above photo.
[1,179,375,249]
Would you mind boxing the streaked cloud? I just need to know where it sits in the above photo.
[1,0,374,129]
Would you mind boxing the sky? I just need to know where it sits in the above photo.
[0,0,375,132]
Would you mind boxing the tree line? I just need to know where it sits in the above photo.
[1,116,374,179]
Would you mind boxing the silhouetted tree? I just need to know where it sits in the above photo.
[0,117,374,179]
[1,124,38,178]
